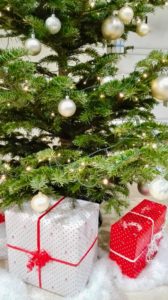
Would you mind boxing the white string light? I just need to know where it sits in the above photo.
[118,92,125,99]
[142,73,148,79]
[21,80,30,92]
[4,163,11,170]
[89,0,96,8]
[0,174,6,183]
[25,166,32,171]
[6,5,11,11]
[100,93,105,99]
[152,143,157,149]
[102,178,109,185]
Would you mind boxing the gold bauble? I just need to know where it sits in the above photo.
[136,22,150,37]
[118,5,134,25]
[31,192,50,213]
[102,16,124,41]
[151,75,168,101]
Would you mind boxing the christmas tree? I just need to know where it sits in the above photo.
[0,0,168,212]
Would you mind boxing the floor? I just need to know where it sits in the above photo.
[1,184,168,300]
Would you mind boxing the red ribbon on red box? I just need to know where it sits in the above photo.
[0,213,5,224]
[7,196,98,289]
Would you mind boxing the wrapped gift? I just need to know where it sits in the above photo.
[109,199,167,278]
[0,212,7,259]
[5,197,99,296]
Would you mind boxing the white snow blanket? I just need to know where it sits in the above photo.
[1,234,168,300]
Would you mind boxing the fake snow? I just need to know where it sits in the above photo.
[0,268,29,300]
[1,234,168,300]
[67,234,168,299]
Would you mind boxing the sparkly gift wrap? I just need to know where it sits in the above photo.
[5,197,99,296]
[0,213,7,259]
[109,199,167,278]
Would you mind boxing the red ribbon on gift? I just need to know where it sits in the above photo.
[7,196,98,289]
[0,213,5,224]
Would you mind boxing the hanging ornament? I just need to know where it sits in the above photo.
[31,192,50,213]
[102,15,124,41]
[151,75,168,102]
[136,21,150,37]
[137,182,150,196]
[118,5,134,25]
[149,176,168,201]
[25,34,41,56]
[45,14,61,35]
[58,95,76,117]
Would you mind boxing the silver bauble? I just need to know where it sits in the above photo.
[58,96,76,117]
[31,192,50,213]
[138,182,150,196]
[102,16,124,41]
[45,14,61,35]
[136,22,150,37]
[151,75,168,102]
[118,5,134,25]
[149,176,168,201]
[25,34,41,56]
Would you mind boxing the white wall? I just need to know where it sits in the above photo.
[117,7,168,122]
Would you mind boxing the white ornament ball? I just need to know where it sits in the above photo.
[118,5,134,25]
[136,22,150,37]
[151,75,168,102]
[138,182,150,196]
[149,176,168,201]
[31,192,50,213]
[102,16,124,40]
[45,14,61,35]
[25,34,41,56]
[58,96,76,117]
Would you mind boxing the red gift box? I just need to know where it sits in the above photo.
[109,199,167,278]
[0,213,5,224]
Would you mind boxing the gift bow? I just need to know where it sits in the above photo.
[146,229,163,262]
[27,250,53,271]
[131,211,165,263]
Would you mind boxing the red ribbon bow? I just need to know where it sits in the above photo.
[27,250,53,271]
